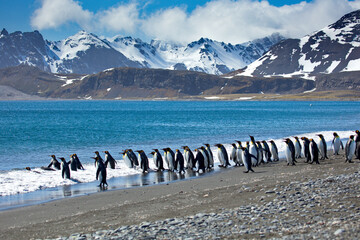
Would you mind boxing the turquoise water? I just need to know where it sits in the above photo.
[0,100,359,171]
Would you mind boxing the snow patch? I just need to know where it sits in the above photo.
[303,88,317,93]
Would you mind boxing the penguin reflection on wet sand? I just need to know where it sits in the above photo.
[331,132,344,155]
[345,135,356,163]
[59,157,70,179]
[104,151,117,169]
[92,156,107,188]
[48,155,61,170]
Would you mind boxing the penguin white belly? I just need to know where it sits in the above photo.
[124,154,133,168]
[348,142,356,160]
[285,147,292,164]
[318,140,325,158]
[333,138,340,154]
[270,146,278,160]
[236,148,243,164]
[218,150,225,166]
[295,143,301,158]
[249,145,257,165]
[168,155,174,171]
[200,150,209,168]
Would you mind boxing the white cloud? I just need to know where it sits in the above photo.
[31,0,92,30]
[31,0,360,44]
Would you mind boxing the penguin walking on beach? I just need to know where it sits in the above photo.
[355,130,360,160]
[269,140,279,162]
[331,132,344,155]
[309,139,320,164]
[198,146,209,169]
[214,143,230,168]
[182,146,196,170]
[93,156,107,188]
[235,141,244,166]
[230,143,238,166]
[261,140,272,163]
[256,141,264,165]
[151,149,165,171]
[249,136,259,167]
[317,134,328,160]
[194,148,206,173]
[294,136,302,159]
[204,144,214,168]
[301,137,311,163]
[162,148,175,171]
[127,149,139,166]
[136,150,150,173]
[240,147,255,173]
[69,154,78,171]
[121,150,134,168]
[59,157,71,179]
[175,149,185,174]
[284,138,296,166]
[345,135,356,163]
[104,151,117,169]
[48,155,61,170]
[94,151,104,168]
[73,154,84,170]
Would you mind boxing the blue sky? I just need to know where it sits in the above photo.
[1,0,359,43]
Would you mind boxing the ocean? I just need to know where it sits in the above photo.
[0,100,359,209]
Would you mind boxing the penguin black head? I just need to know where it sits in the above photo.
[94,151,99,155]
[204,144,210,148]
[333,132,338,137]
[25,167,31,171]
[350,135,354,139]
[135,150,143,153]
[317,134,324,139]
[150,151,155,155]
[103,151,109,154]
[59,157,66,162]
[355,130,359,134]
[214,144,221,147]
[249,136,255,142]
[50,155,56,158]
[235,140,242,144]
[293,136,299,140]
[176,149,180,152]
[231,143,236,147]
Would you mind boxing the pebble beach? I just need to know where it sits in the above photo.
[0,152,359,240]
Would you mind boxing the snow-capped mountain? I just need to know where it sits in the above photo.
[239,10,360,80]
[0,28,284,75]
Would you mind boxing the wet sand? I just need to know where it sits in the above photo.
[0,153,359,239]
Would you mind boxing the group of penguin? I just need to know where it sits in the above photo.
[47,130,360,189]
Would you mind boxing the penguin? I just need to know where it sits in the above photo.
[309,139,320,164]
[345,135,356,163]
[261,140,272,163]
[240,147,255,173]
[121,150,134,168]
[151,149,165,171]
[59,157,71,179]
[94,151,104,168]
[300,137,311,163]
[93,156,107,188]
[256,141,264,165]
[136,150,149,173]
[162,148,175,171]
[355,130,360,160]
[235,141,244,166]
[198,146,209,169]
[230,143,238,166]
[204,144,214,168]
[284,138,296,166]
[317,134,328,160]
[175,149,185,174]
[269,140,279,162]
[194,148,205,173]
[48,155,61,170]
[331,132,344,155]
[69,154,78,171]
[214,143,230,168]
[293,136,302,159]
[104,151,117,169]
[127,149,139,166]
[73,154,84,170]
[182,146,196,170]
[249,136,259,167]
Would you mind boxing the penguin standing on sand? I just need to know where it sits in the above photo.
[317,134,328,160]
[59,157,71,179]
[198,146,209,169]
[284,138,296,166]
[73,154,84,170]
[256,141,264,165]
[93,156,107,188]
[175,149,185,174]
[69,154,78,171]
[345,135,356,163]
[331,132,344,155]
[309,139,320,164]
[151,149,165,171]
[121,150,134,168]
[215,143,230,168]
[204,144,214,168]
[355,130,360,160]
[240,147,255,173]
[104,151,117,169]
[162,148,175,171]
[136,150,149,173]
[235,141,244,166]
[182,146,195,170]
[294,136,302,159]
[94,151,104,167]
[48,155,61,170]
[261,140,272,163]
[249,136,259,167]
[269,140,279,162]
[301,137,311,163]
[230,143,238,166]
[194,149,205,173]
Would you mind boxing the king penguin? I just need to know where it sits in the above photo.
[235,141,244,166]
[104,151,117,169]
[94,151,104,168]
[331,132,344,155]
[284,138,296,166]
[93,156,107,188]
[269,140,279,162]
[69,154,78,171]
[355,130,360,160]
[73,154,84,170]
[194,148,205,173]
[293,136,302,159]
[127,149,139,166]
[317,134,328,160]
[249,136,259,167]
[182,146,195,170]
[240,147,255,173]
[198,146,209,170]
[204,144,214,168]
[59,157,71,179]
[345,135,356,163]
[309,139,320,164]
[151,149,165,171]
[175,149,185,174]
[121,150,134,168]
[214,143,230,168]
[301,137,311,163]
[162,148,175,171]
[136,150,150,173]
[48,155,61,170]
[230,143,238,166]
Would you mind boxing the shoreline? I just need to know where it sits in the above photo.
[0,152,359,239]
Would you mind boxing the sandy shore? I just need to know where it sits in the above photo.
[0,153,359,239]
